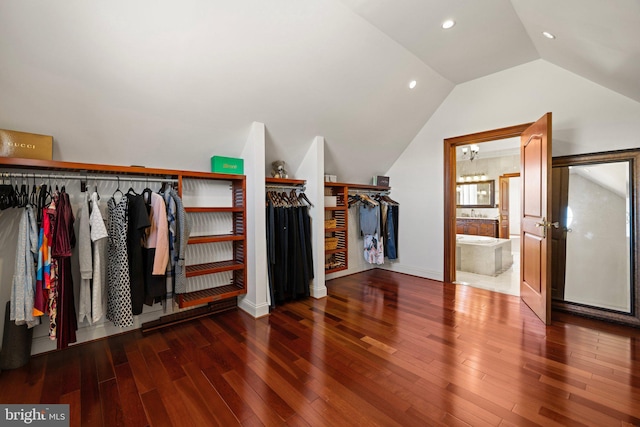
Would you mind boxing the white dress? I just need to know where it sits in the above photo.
[90,192,108,323]
[10,205,40,328]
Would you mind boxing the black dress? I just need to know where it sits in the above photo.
[126,193,150,315]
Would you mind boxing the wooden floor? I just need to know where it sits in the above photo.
[1,269,640,426]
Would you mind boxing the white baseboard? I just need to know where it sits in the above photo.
[31,308,164,355]
[378,263,444,282]
[238,296,270,318]
[310,285,327,299]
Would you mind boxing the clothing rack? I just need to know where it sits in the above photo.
[265,184,306,192]
[347,188,390,196]
[0,172,178,184]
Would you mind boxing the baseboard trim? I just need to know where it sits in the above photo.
[378,264,444,282]
[238,296,270,318]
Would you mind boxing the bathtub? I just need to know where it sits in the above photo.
[456,234,513,276]
[456,235,499,245]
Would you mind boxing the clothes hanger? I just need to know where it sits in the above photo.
[298,191,314,208]
[19,175,28,208]
[289,190,300,207]
[112,176,124,200]
[93,176,100,200]
[142,187,153,204]
[29,174,39,207]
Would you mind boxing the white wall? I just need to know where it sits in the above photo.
[0,0,451,185]
[384,59,640,281]
[295,136,327,298]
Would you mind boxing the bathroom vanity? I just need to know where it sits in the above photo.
[456,218,499,237]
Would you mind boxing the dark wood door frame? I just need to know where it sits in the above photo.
[499,173,520,239]
[444,123,533,284]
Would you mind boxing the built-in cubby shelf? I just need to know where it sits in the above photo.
[324,181,391,274]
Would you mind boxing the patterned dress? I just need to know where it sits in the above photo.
[106,196,133,327]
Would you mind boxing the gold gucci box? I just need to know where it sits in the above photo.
[0,129,53,160]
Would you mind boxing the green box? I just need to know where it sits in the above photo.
[211,156,244,174]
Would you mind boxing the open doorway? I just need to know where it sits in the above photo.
[444,115,553,325]
[453,139,521,295]
[444,122,533,288]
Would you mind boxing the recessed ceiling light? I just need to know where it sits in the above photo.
[442,20,455,30]
[542,31,556,39]
[409,80,417,89]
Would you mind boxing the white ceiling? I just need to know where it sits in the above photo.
[0,0,638,184]
[341,0,640,102]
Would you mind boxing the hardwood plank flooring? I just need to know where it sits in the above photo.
[2,269,640,426]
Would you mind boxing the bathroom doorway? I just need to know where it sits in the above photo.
[453,140,521,296]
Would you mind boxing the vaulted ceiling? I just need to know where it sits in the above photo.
[1,1,638,183]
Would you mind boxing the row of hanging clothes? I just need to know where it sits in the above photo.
[265,187,314,309]
[348,192,399,265]
[2,173,188,350]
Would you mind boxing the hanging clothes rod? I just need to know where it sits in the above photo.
[266,184,306,192]
[0,172,178,184]
[348,189,390,196]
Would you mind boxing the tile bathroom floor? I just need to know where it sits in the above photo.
[455,236,520,296]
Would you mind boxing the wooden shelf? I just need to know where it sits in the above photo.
[185,207,243,213]
[325,248,347,255]
[0,157,246,181]
[188,234,244,244]
[265,177,306,186]
[176,284,246,308]
[325,227,347,233]
[324,206,347,211]
[325,264,348,274]
[185,260,244,278]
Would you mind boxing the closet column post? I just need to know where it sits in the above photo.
[296,135,327,298]
[238,121,270,317]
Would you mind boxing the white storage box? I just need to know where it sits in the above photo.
[324,196,337,207]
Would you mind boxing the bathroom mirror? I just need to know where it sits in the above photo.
[552,149,639,327]
[456,180,495,208]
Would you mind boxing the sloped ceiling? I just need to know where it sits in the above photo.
[341,0,640,103]
[1,0,638,184]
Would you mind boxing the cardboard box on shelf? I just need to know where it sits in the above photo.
[0,129,53,160]
[211,156,244,174]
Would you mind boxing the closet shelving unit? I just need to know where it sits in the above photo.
[324,182,391,274]
[0,157,247,315]
[178,172,246,308]
[324,182,348,273]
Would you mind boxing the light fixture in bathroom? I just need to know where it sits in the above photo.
[442,20,455,29]
[459,172,488,182]
[542,31,556,39]
[409,80,417,89]
[460,144,480,161]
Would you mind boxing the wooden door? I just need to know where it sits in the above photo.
[499,176,510,239]
[520,113,552,324]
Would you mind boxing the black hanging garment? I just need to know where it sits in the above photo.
[266,196,313,308]
[126,192,151,315]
